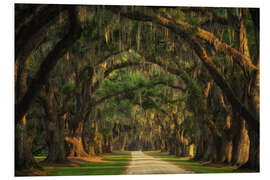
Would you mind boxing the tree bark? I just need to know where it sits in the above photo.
[15,59,39,171]
[120,133,127,152]
[231,114,250,166]
[46,121,66,163]
[88,121,97,157]
[194,135,206,160]
[104,135,113,153]
[202,129,218,162]
[97,139,103,155]
[160,139,167,152]
[15,116,39,171]
[65,120,88,157]
[15,6,82,123]
[88,143,96,157]
[40,88,66,163]
[236,11,259,170]
[240,128,259,171]
[15,5,63,64]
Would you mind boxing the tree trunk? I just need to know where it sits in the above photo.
[15,7,82,123]
[88,121,96,157]
[236,10,259,170]
[88,143,96,157]
[241,87,260,170]
[188,144,195,157]
[160,139,166,152]
[15,116,39,171]
[46,126,66,163]
[65,121,88,157]
[97,139,103,154]
[65,136,88,157]
[45,115,66,163]
[239,128,259,171]
[218,112,233,163]
[231,117,250,166]
[104,135,113,153]
[202,132,217,162]
[40,89,66,163]
[219,138,232,163]
[120,133,127,152]
[15,59,39,171]
[194,136,206,160]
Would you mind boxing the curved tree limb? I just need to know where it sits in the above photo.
[143,56,223,137]
[15,6,82,123]
[90,81,185,108]
[189,38,259,132]
[109,7,259,133]
[109,8,258,72]
[91,61,141,94]
[15,5,64,64]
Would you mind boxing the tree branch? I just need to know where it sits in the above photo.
[189,38,259,132]
[91,61,141,94]
[110,9,258,72]
[109,8,259,132]
[15,6,82,123]
[90,81,185,108]
[15,5,64,64]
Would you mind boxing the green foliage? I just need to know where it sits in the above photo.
[97,69,146,96]
[171,9,186,21]
[17,7,259,170]
[49,63,59,77]
[187,17,200,33]
[211,55,227,67]
[185,76,206,113]
[68,103,76,114]
[61,82,75,95]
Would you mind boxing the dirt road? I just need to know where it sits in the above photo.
[126,151,193,174]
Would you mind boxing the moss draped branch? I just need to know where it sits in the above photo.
[109,8,259,133]
[15,5,64,64]
[90,81,186,108]
[15,6,82,123]
[110,8,257,72]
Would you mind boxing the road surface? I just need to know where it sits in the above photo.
[126,151,193,174]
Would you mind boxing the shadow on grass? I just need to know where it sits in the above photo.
[144,151,237,173]
[46,151,131,176]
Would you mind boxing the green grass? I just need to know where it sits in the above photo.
[144,151,237,173]
[34,155,47,159]
[46,151,131,176]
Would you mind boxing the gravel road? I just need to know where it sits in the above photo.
[126,151,193,174]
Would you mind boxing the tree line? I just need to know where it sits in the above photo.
[15,4,259,173]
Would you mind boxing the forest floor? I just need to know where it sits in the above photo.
[144,151,238,173]
[126,151,193,174]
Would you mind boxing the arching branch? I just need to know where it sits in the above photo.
[91,61,141,94]
[108,7,259,133]
[189,38,259,132]
[15,6,82,123]
[109,8,257,72]
[90,81,185,108]
[15,5,64,64]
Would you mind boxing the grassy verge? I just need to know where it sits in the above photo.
[46,151,131,176]
[34,155,47,159]
[144,151,237,173]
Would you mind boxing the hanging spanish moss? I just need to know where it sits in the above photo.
[15,4,260,175]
